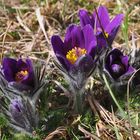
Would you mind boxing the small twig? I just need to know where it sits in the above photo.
[45,126,67,140]
[16,16,31,32]
[86,93,100,118]
[78,125,101,140]
[52,80,70,97]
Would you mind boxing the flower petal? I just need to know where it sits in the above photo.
[96,32,108,48]
[26,59,34,72]
[21,59,34,87]
[93,6,110,30]
[51,35,71,70]
[56,54,71,71]
[64,24,85,49]
[119,65,135,79]
[106,14,124,34]
[64,25,75,51]
[51,35,65,56]
[121,56,128,67]
[82,24,97,54]
[125,66,135,75]
[78,9,94,27]
[2,58,17,82]
[107,26,120,45]
[17,59,28,71]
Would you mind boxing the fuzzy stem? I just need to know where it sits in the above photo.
[74,90,83,114]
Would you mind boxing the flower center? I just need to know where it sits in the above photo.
[105,32,109,38]
[111,64,122,73]
[66,47,87,64]
[15,70,28,82]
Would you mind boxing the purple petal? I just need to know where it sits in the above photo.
[121,56,128,67]
[107,26,120,45]
[82,24,97,54]
[96,32,108,49]
[17,59,28,71]
[106,14,124,34]
[56,53,71,71]
[78,9,94,27]
[93,6,110,30]
[51,35,71,70]
[2,58,17,82]
[64,25,76,52]
[21,59,34,87]
[125,66,135,75]
[26,59,34,71]
[51,35,65,56]
[64,24,85,49]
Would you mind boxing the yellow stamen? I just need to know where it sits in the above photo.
[15,70,28,82]
[66,47,87,64]
[105,32,109,38]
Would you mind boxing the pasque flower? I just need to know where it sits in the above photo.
[2,57,35,90]
[51,24,97,113]
[105,49,135,80]
[51,24,97,71]
[9,98,23,121]
[8,97,39,134]
[79,6,124,48]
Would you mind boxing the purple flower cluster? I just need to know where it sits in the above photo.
[50,6,136,113]
[51,6,134,83]
[1,6,133,91]
[0,5,138,133]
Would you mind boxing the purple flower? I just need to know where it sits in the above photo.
[9,98,26,129]
[105,49,135,80]
[51,24,97,71]
[51,24,98,113]
[9,98,23,119]
[8,97,39,133]
[79,6,124,48]
[2,58,35,90]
